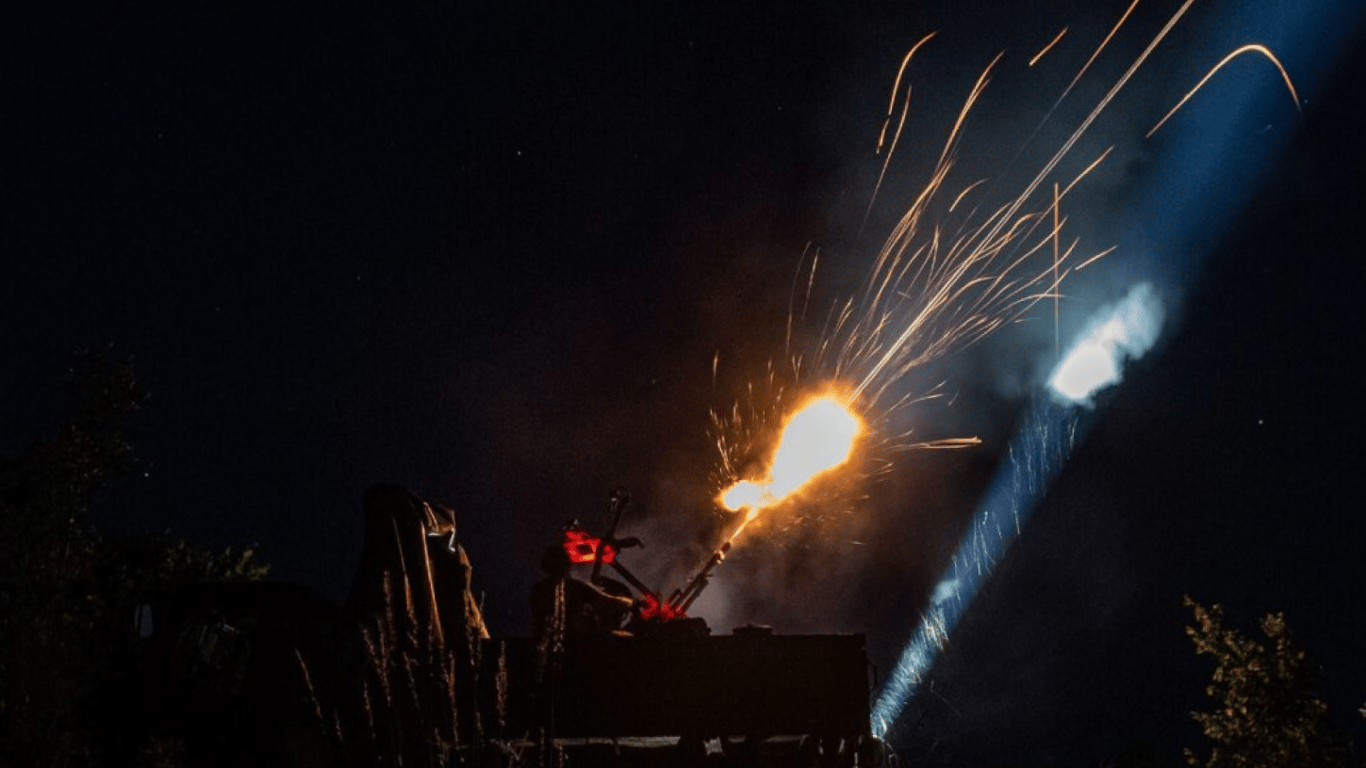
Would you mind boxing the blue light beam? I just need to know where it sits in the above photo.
[872,285,1165,738]
[872,387,1077,738]
[871,0,1363,738]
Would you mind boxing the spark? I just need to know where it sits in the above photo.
[1065,0,1145,100]
[948,179,988,213]
[867,1,1312,740]
[900,437,983,450]
[1053,183,1061,356]
[866,33,939,228]
[1146,44,1302,138]
[1073,244,1117,272]
[704,1,1307,713]
[709,20,1134,516]
[840,0,1198,414]
[1059,146,1114,200]
[786,245,820,359]
[1030,27,1070,67]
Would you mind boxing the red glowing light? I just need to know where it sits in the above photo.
[562,528,617,564]
[638,593,686,622]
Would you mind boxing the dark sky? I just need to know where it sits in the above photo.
[4,1,1364,764]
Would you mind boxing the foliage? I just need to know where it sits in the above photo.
[1183,595,1350,768]
[134,735,186,768]
[96,534,270,597]
[0,352,268,767]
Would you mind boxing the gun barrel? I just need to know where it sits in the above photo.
[673,540,731,612]
[593,487,631,583]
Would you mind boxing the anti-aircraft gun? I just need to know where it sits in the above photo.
[123,484,877,766]
[488,487,879,766]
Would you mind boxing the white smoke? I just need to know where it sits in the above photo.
[1049,282,1165,406]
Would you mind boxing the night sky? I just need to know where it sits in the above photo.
[4,1,1364,764]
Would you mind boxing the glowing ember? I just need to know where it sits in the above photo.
[562,528,617,564]
[720,394,862,515]
[638,593,686,622]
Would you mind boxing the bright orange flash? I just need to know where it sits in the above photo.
[720,394,862,518]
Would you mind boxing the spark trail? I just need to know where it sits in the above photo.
[710,0,1195,509]
[700,0,1339,745]
[866,0,1344,732]
[844,0,1195,411]
[1146,44,1302,137]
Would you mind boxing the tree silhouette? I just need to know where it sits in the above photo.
[1183,595,1349,768]
[0,351,266,766]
